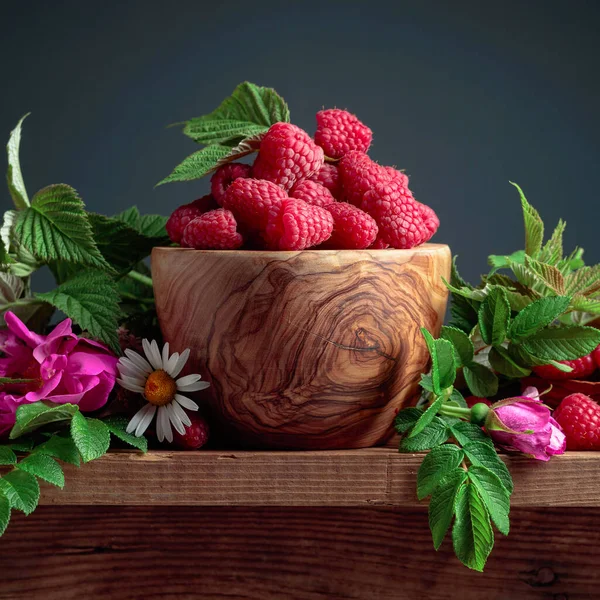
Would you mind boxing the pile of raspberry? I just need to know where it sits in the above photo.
[166,110,439,251]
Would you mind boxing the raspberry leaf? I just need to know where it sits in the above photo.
[17,454,65,489]
[10,402,79,440]
[157,145,231,185]
[478,287,510,346]
[70,413,110,463]
[400,417,449,452]
[102,416,148,452]
[538,219,566,265]
[417,445,465,500]
[0,447,17,466]
[428,468,467,550]
[463,363,498,398]
[440,326,474,367]
[463,442,513,495]
[0,469,39,515]
[508,295,571,342]
[394,408,423,434]
[0,492,10,536]
[6,113,30,210]
[511,181,543,257]
[183,119,268,147]
[114,206,169,240]
[521,325,600,362]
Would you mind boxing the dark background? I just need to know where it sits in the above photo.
[2,0,599,285]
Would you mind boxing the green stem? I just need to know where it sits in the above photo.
[439,404,472,419]
[126,271,154,288]
[2,297,44,311]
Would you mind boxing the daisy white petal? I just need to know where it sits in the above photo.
[117,361,148,380]
[124,349,153,374]
[156,405,166,442]
[161,342,170,368]
[175,394,199,411]
[151,340,164,368]
[126,405,148,434]
[171,401,192,427]
[177,380,210,393]
[166,402,186,435]
[159,405,173,443]
[143,339,162,370]
[176,374,201,387]
[135,404,157,437]
[164,352,180,377]
[117,378,145,394]
[119,374,147,388]
[170,348,190,378]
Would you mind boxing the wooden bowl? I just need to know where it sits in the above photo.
[151,244,451,449]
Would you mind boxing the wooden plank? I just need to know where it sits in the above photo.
[1,505,598,599]
[22,449,600,507]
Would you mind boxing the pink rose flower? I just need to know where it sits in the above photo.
[485,387,566,461]
[0,311,117,436]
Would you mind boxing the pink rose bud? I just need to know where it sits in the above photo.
[484,387,566,461]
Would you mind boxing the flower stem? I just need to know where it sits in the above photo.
[439,404,472,420]
[126,271,154,288]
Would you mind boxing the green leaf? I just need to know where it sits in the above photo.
[452,483,494,571]
[428,468,467,550]
[421,328,456,394]
[18,454,65,488]
[183,119,268,146]
[487,250,526,273]
[157,145,231,185]
[394,408,423,434]
[440,326,474,367]
[9,439,34,452]
[508,296,571,342]
[538,219,566,265]
[0,446,17,466]
[488,346,531,378]
[417,445,464,500]
[463,363,498,398]
[565,265,600,297]
[400,417,449,452]
[36,271,121,353]
[507,344,550,368]
[448,258,480,333]
[70,413,110,463]
[463,442,513,495]
[103,416,148,452]
[409,394,447,438]
[6,113,30,210]
[511,181,543,257]
[0,469,39,514]
[34,435,80,466]
[478,287,510,346]
[0,492,10,536]
[450,422,494,448]
[523,256,566,295]
[467,465,510,535]
[10,402,79,439]
[114,206,169,241]
[522,326,600,362]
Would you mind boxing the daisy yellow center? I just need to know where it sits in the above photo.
[144,370,176,406]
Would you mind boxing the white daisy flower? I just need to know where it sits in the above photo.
[116,339,209,443]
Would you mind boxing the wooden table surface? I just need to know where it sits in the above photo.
[1,449,599,599]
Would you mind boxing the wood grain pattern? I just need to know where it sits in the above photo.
[152,245,451,449]
[2,505,599,599]
[26,450,600,507]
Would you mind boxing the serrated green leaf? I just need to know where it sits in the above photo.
[421,329,456,395]
[157,145,232,185]
[488,346,531,378]
[450,422,494,448]
[6,114,30,210]
[420,373,434,393]
[538,219,565,265]
[506,343,549,368]
[114,206,169,240]
[400,417,449,452]
[463,442,513,494]
[394,408,423,434]
[34,435,80,466]
[468,466,510,535]
[523,256,566,295]
[440,326,474,367]
[511,182,543,257]
[428,468,467,550]
[463,363,498,398]
[18,454,64,488]
[410,394,447,438]
[487,250,526,273]
[183,119,268,146]
[10,402,79,439]
[452,483,494,571]
[0,492,10,536]
[103,416,148,452]
[0,446,17,466]
[70,413,110,463]
[417,445,464,500]
[9,439,34,452]
[522,326,600,362]
[565,265,600,297]
[36,271,121,353]
[570,295,600,315]
[478,287,510,346]
[508,296,571,341]
[0,469,39,514]
[448,257,480,333]
[448,388,468,409]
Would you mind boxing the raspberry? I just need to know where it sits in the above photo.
[314,109,372,159]
[362,179,428,249]
[210,163,252,205]
[322,202,378,249]
[553,393,600,450]
[166,195,218,244]
[338,151,392,206]
[384,166,410,187]
[417,202,440,242]
[222,178,287,231]
[592,345,600,368]
[172,412,210,450]
[309,163,341,199]
[369,234,389,249]
[290,179,335,208]
[252,123,324,191]
[533,354,597,380]
[181,209,243,250]
[265,199,333,250]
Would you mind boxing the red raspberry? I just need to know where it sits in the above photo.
[553,393,600,450]
[384,166,410,187]
[592,345,600,368]
[309,163,341,199]
[321,203,378,249]
[465,396,492,408]
[369,234,389,249]
[290,180,335,208]
[265,199,333,250]
[252,123,324,191]
[362,179,428,249]
[533,354,597,380]
[222,178,287,231]
[166,195,218,244]
[181,209,243,250]
[172,412,210,450]
[417,202,440,242]
[338,151,393,206]
[210,163,252,205]
[314,109,373,159]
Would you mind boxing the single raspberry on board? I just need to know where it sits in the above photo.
[321,202,378,249]
[166,195,218,244]
[210,163,252,205]
[181,209,243,250]
[362,179,428,249]
[265,199,333,250]
[309,163,342,199]
[290,179,336,208]
[172,412,210,450]
[222,178,288,231]
[417,202,440,242]
[252,122,324,191]
[533,354,597,381]
[338,151,392,206]
[314,109,373,159]
[553,393,600,450]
